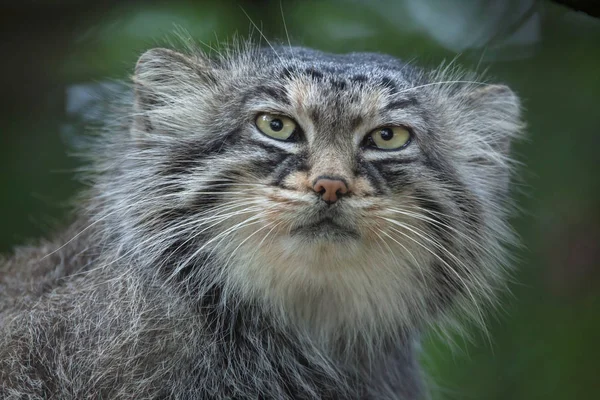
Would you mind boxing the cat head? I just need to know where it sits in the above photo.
[99,43,523,343]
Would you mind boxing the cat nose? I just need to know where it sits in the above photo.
[313,177,348,204]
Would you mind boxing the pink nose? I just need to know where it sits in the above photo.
[313,178,348,204]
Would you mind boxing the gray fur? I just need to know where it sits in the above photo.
[0,41,523,399]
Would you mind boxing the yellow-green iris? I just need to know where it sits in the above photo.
[367,126,411,150]
[255,113,297,141]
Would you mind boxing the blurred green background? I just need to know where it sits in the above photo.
[1,1,598,399]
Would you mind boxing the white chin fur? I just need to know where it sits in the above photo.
[214,220,433,346]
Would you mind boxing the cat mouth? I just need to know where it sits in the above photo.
[289,217,360,241]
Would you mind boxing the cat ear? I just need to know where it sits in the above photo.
[132,48,215,134]
[464,84,523,156]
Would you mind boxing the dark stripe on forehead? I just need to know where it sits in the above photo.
[380,76,397,94]
[383,98,419,111]
[309,107,321,125]
[305,67,324,80]
[280,65,298,80]
[349,116,363,131]
[242,85,290,106]
[350,75,368,83]
[331,79,347,91]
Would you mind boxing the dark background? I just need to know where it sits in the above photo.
[1,1,599,399]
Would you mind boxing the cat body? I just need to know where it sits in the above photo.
[0,44,522,399]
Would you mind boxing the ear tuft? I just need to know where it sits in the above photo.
[469,84,520,112]
[132,48,213,134]
[466,84,523,155]
[134,48,200,86]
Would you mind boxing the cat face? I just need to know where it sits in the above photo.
[120,45,522,335]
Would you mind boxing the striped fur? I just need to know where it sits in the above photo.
[0,41,523,399]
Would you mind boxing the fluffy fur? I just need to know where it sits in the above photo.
[0,40,523,399]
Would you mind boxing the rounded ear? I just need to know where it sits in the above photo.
[465,84,523,156]
[132,48,215,133]
[468,84,520,113]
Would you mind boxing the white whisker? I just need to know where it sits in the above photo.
[380,218,490,336]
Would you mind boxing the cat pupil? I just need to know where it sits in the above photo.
[380,128,394,141]
[270,119,283,132]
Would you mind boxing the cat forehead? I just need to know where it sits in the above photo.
[259,46,411,71]
[236,47,422,114]
[249,47,418,84]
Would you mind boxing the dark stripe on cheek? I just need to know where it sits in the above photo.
[375,167,411,191]
[420,153,483,229]
[158,238,204,284]
[191,173,251,211]
[370,157,419,167]
[410,188,482,278]
[412,188,452,242]
[426,259,465,314]
[453,189,483,228]
[421,152,448,177]
[247,138,292,154]
[272,153,308,188]
[190,158,275,211]
[355,161,387,195]
[367,158,416,192]
[409,188,482,317]
[163,129,240,176]
[139,207,195,239]
[164,141,206,175]
[247,152,290,179]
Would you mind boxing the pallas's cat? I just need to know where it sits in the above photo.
[0,43,522,399]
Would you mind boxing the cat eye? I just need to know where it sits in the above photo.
[255,113,298,141]
[364,126,411,150]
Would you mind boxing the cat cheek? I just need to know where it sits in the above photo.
[279,171,313,193]
[351,176,376,197]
